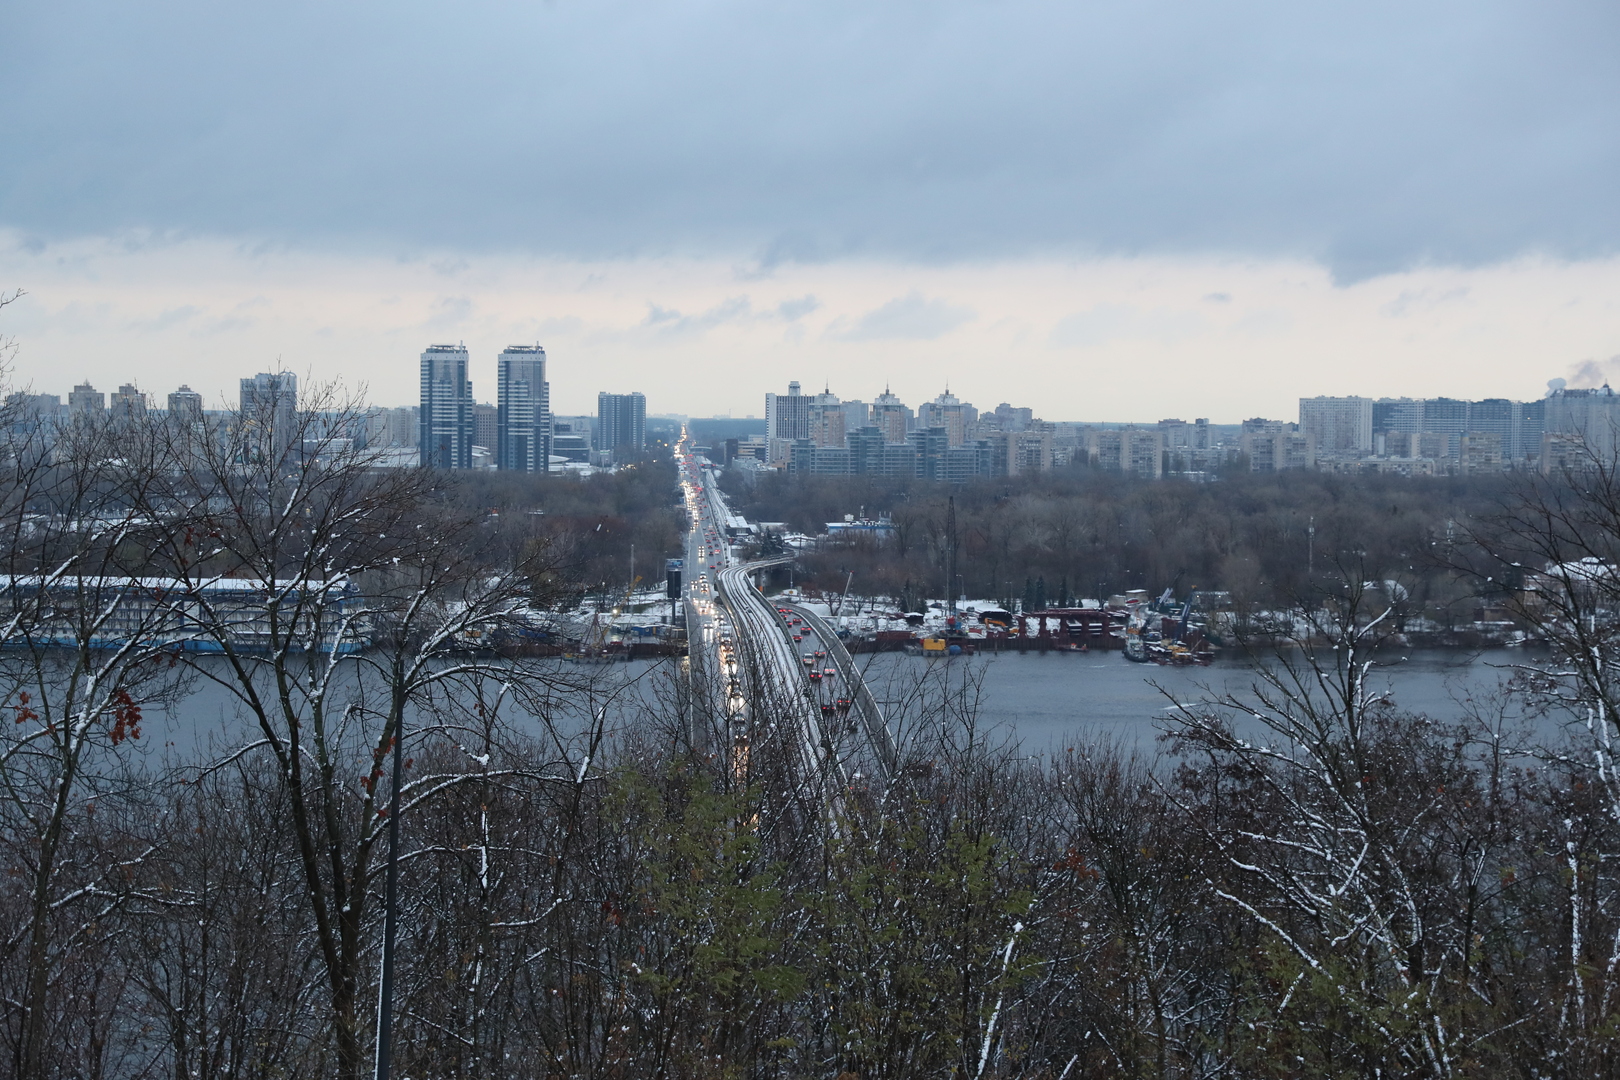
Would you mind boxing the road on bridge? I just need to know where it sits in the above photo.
[675,430,893,793]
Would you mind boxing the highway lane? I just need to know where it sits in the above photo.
[676,437,739,736]
[715,557,832,787]
[676,431,831,785]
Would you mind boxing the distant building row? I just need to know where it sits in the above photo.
[730,381,1616,483]
[741,382,1053,480]
[1298,391,1620,475]
[11,351,648,475]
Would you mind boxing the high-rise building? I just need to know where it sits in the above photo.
[872,387,911,444]
[167,385,204,422]
[1543,385,1620,468]
[1299,396,1374,456]
[918,389,974,446]
[6,393,61,425]
[473,403,498,462]
[596,392,647,457]
[840,399,870,436]
[496,344,551,473]
[239,372,298,458]
[765,382,813,444]
[805,386,847,448]
[1240,418,1315,472]
[1158,419,1192,449]
[991,402,1033,432]
[1088,428,1162,479]
[420,345,472,469]
[110,384,148,422]
[69,382,105,416]
[1370,395,1543,469]
[551,419,591,464]
[847,426,886,475]
[365,406,417,447]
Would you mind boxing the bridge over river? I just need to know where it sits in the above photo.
[677,432,896,798]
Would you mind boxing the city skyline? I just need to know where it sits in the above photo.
[16,361,1612,434]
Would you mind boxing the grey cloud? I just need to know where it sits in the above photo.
[1049,305,1205,348]
[2,0,1617,279]
[832,292,974,341]
[642,296,753,337]
[776,295,820,321]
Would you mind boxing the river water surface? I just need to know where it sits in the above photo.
[856,646,1557,752]
[140,648,1563,763]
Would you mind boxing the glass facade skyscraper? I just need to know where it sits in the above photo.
[496,345,551,473]
[419,345,472,469]
[595,392,646,457]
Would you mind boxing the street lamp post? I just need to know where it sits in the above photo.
[373,712,405,1080]
[1308,515,1316,580]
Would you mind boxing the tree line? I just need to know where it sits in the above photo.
[722,467,1522,620]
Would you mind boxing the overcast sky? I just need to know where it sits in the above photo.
[2,0,1617,418]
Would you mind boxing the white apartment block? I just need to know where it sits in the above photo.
[1299,396,1374,456]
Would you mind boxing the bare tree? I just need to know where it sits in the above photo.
[1165,564,1534,1077]
[0,408,191,1079]
[124,381,601,1080]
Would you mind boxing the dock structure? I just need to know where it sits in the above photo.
[0,575,364,653]
[1007,608,1121,649]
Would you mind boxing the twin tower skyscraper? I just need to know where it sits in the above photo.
[420,343,550,471]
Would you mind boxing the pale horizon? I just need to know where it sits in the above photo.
[4,233,1613,424]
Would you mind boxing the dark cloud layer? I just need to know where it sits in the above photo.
[2,0,1616,279]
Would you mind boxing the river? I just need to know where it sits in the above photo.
[138,647,1563,765]
[855,646,1559,753]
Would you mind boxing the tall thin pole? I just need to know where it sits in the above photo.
[374,713,405,1080]
[1307,515,1316,579]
